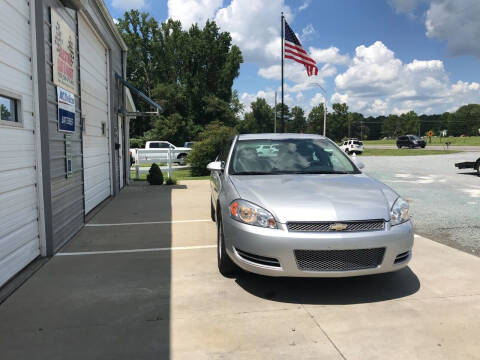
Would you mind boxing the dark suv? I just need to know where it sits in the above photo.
[396,135,426,149]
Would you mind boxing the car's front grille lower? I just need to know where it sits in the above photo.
[294,248,385,272]
[235,248,281,268]
[287,220,385,233]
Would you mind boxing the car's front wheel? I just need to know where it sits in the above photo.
[217,216,238,277]
[210,200,216,222]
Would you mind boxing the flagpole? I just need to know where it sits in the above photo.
[281,12,284,133]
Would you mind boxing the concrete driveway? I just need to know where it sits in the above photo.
[0,180,479,359]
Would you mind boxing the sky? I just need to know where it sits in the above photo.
[107,0,480,117]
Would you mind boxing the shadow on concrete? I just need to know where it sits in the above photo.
[457,171,479,177]
[0,183,175,360]
[235,267,420,305]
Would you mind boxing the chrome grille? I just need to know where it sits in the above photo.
[294,248,385,272]
[287,220,385,233]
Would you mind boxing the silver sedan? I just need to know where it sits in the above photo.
[207,134,413,277]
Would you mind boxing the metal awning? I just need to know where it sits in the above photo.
[115,73,162,116]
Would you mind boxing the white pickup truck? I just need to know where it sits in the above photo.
[130,141,191,165]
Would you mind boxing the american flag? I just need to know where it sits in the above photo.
[284,20,318,76]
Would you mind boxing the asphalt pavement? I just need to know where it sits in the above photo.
[365,144,480,151]
[0,181,479,359]
[361,151,480,255]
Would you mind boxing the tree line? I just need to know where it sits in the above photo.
[118,11,480,147]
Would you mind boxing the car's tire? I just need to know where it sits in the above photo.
[217,216,238,277]
[210,200,216,222]
[475,160,480,177]
[421,145,426,148]
[177,153,187,165]
[409,144,414,149]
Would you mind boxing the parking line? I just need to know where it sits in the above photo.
[85,219,212,227]
[56,245,217,256]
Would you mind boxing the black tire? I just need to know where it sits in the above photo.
[177,153,187,165]
[409,144,414,149]
[475,160,480,177]
[210,200,216,222]
[421,145,426,149]
[217,216,238,277]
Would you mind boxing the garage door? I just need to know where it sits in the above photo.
[79,16,111,214]
[0,0,41,287]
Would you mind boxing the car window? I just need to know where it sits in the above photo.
[352,140,362,145]
[149,143,160,148]
[160,143,170,148]
[229,138,359,175]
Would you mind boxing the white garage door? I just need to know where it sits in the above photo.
[0,0,41,286]
[79,16,111,214]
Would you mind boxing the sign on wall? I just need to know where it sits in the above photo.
[57,87,75,132]
[51,8,77,94]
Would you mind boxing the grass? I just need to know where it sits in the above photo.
[130,168,210,181]
[361,148,460,156]
[363,136,480,146]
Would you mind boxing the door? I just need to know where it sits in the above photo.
[118,115,124,188]
[0,0,41,286]
[79,15,111,214]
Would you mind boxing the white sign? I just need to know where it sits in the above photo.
[57,87,75,133]
[51,9,77,94]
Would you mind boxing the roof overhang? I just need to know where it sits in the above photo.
[116,73,162,116]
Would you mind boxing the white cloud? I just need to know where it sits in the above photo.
[388,0,423,14]
[168,0,223,29]
[332,41,480,115]
[310,93,326,107]
[390,0,480,58]
[112,0,148,10]
[301,24,315,41]
[425,0,480,58]
[309,46,350,65]
[214,0,293,64]
[299,0,310,11]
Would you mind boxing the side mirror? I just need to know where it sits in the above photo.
[207,161,224,172]
[351,153,365,169]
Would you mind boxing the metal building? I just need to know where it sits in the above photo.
[0,0,137,288]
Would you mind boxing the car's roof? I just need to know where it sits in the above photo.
[237,133,327,140]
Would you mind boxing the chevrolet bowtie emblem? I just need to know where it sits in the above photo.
[329,223,348,231]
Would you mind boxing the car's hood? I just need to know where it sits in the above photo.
[229,174,397,223]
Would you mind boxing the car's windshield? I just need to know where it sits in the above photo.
[229,138,360,175]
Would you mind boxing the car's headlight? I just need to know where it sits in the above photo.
[390,197,409,226]
[230,199,277,229]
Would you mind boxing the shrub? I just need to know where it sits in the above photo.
[130,138,145,148]
[147,163,164,185]
[165,177,177,185]
[188,121,236,176]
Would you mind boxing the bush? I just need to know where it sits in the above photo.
[147,163,164,185]
[130,138,145,148]
[165,177,177,185]
[188,121,236,176]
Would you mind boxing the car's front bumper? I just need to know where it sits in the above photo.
[223,218,413,277]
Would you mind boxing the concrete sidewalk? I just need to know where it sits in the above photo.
[0,181,479,359]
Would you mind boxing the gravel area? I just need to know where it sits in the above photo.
[361,152,480,256]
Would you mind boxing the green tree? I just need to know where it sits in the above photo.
[288,106,307,133]
[274,103,292,132]
[117,11,243,142]
[238,98,274,134]
[0,104,11,121]
[188,121,236,176]
[307,104,325,135]
[452,104,480,136]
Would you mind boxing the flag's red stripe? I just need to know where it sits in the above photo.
[285,52,316,67]
[284,48,316,65]
[285,54,317,68]
[285,41,308,55]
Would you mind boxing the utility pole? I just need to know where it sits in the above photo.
[311,82,328,137]
[323,101,326,137]
[274,91,277,133]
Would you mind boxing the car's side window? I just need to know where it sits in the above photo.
[149,143,159,148]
